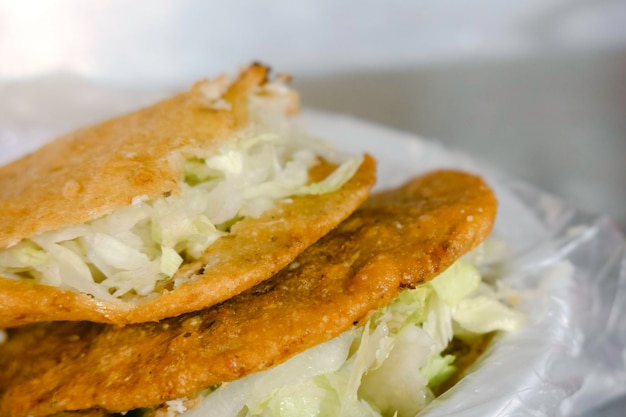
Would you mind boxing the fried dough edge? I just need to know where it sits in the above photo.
[0,170,497,416]
[0,156,377,326]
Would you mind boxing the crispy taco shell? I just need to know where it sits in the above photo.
[0,170,497,416]
[0,65,376,326]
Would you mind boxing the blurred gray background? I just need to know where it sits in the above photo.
[0,1,625,414]
[1,0,624,230]
[295,48,626,230]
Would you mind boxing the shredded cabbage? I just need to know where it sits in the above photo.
[180,259,525,417]
[0,133,360,300]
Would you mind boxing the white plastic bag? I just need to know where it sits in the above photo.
[302,111,626,417]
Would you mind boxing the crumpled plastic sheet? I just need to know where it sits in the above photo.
[0,82,625,417]
[302,111,626,417]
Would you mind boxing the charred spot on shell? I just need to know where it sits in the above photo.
[251,282,275,296]
[251,61,271,80]
[199,319,216,333]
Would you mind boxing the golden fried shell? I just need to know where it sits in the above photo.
[0,170,496,416]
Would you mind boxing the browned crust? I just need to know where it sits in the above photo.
[0,170,497,416]
[0,63,376,326]
[0,156,377,327]
[0,64,270,249]
[46,411,111,417]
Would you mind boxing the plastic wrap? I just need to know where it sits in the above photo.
[0,82,625,416]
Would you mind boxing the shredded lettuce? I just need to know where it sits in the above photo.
[422,354,457,390]
[180,258,525,417]
[0,133,360,300]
